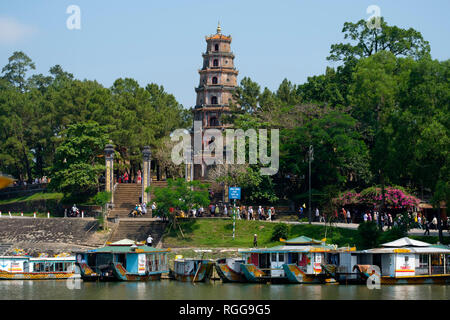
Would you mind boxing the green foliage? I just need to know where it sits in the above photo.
[48,121,109,200]
[327,17,430,62]
[92,191,112,207]
[357,222,381,249]
[378,226,407,244]
[151,178,210,220]
[271,223,290,242]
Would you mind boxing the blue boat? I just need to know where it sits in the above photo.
[75,239,170,281]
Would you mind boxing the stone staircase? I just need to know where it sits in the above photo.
[0,243,12,255]
[108,220,167,246]
[109,181,168,219]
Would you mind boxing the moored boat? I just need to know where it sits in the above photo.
[75,239,170,282]
[240,236,338,284]
[351,237,450,285]
[0,253,78,280]
[330,237,450,285]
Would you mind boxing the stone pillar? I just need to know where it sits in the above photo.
[105,144,115,204]
[142,146,151,210]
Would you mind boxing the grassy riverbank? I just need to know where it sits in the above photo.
[162,218,450,251]
[162,218,360,249]
[0,192,63,205]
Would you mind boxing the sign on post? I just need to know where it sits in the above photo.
[229,187,241,200]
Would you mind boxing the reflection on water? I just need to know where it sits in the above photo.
[0,280,449,300]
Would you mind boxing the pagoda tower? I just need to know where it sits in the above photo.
[193,23,238,129]
[192,23,239,183]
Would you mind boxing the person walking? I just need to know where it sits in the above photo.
[267,207,272,221]
[224,205,228,217]
[363,212,368,222]
[137,170,142,184]
[248,206,253,220]
[299,206,304,219]
[215,205,220,216]
[432,216,438,230]
[146,234,153,247]
[142,202,147,215]
[424,218,430,235]
[253,234,258,247]
[315,208,320,222]
[258,206,262,220]
[346,209,351,224]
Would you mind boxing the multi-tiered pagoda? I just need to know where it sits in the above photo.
[193,23,238,129]
[192,24,239,183]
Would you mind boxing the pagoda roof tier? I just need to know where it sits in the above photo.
[203,52,235,58]
[195,85,237,92]
[205,34,232,42]
[198,68,239,75]
[194,105,231,111]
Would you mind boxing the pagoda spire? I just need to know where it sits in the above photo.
[217,21,221,34]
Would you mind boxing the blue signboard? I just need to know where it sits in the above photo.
[229,187,241,200]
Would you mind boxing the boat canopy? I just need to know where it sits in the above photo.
[241,244,335,254]
[356,237,450,254]
[381,237,431,248]
[282,236,324,245]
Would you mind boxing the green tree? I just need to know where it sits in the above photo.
[49,121,110,201]
[328,17,430,63]
[150,178,210,221]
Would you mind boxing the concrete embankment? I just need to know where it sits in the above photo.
[0,217,110,256]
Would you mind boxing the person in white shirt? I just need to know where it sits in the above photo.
[146,235,153,247]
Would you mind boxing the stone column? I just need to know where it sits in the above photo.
[142,146,151,211]
[105,144,115,204]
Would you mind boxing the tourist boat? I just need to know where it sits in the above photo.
[239,236,338,284]
[170,258,215,282]
[215,257,246,283]
[0,252,78,280]
[349,237,450,285]
[75,239,170,281]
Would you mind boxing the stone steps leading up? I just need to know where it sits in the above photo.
[108,220,167,245]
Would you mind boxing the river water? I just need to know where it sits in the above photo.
[1,280,449,300]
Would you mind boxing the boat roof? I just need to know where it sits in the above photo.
[282,236,324,245]
[356,237,450,254]
[381,237,431,247]
[358,246,450,254]
[86,244,168,254]
[241,244,335,254]
[0,256,75,261]
[109,239,137,246]
[29,257,75,261]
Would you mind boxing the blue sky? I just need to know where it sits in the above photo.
[0,0,449,108]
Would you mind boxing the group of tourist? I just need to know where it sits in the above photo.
[185,204,277,221]
[129,201,156,217]
[11,176,49,187]
[117,170,142,184]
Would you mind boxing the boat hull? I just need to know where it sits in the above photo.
[215,263,246,283]
[240,264,289,284]
[0,270,77,280]
[112,263,165,282]
[282,264,335,284]
[354,265,450,285]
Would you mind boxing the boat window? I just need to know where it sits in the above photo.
[271,253,277,262]
[404,256,409,262]
[34,263,43,272]
[278,253,285,262]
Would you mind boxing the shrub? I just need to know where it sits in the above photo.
[271,223,290,242]
[378,226,407,244]
[357,221,381,249]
